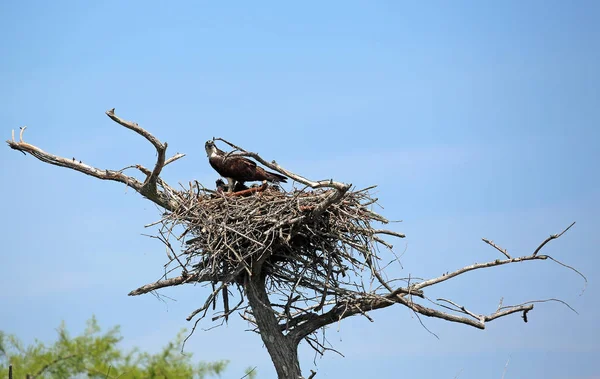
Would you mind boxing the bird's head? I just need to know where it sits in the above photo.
[205,140,217,157]
[215,178,228,193]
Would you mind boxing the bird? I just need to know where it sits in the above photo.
[215,178,248,193]
[205,140,287,192]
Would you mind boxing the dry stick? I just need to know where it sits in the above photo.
[305,334,344,358]
[160,230,187,272]
[213,290,246,322]
[501,356,511,379]
[223,224,265,247]
[498,298,579,315]
[481,238,511,259]
[373,229,406,238]
[533,221,576,257]
[165,152,186,166]
[545,256,588,294]
[134,154,186,176]
[436,298,482,321]
[187,282,226,321]
[128,272,209,296]
[19,126,27,142]
[484,304,534,322]
[413,255,546,292]
[496,297,504,312]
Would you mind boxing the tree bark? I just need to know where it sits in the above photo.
[245,274,302,379]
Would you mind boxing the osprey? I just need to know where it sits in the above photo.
[205,140,287,192]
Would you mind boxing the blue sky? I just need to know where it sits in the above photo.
[1,1,598,378]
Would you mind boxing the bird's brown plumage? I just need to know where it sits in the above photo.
[205,141,287,191]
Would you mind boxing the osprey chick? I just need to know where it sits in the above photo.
[215,178,249,193]
[205,140,287,192]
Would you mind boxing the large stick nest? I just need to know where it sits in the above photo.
[155,182,403,322]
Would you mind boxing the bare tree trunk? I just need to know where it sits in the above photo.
[245,274,302,379]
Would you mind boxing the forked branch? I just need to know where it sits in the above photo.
[286,222,583,343]
[105,108,166,190]
[414,222,583,292]
[6,109,182,211]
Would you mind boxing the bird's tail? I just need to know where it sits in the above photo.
[266,170,288,183]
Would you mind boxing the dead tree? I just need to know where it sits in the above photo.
[6,109,586,379]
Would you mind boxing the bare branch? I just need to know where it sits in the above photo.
[413,255,544,292]
[105,108,163,153]
[374,229,406,239]
[533,221,576,257]
[165,152,186,166]
[105,108,166,190]
[545,256,588,294]
[436,298,482,320]
[483,304,534,322]
[287,223,582,342]
[288,293,480,344]
[7,130,143,190]
[498,298,579,315]
[481,238,511,259]
[501,356,510,379]
[19,126,27,142]
[6,110,183,211]
[128,272,208,296]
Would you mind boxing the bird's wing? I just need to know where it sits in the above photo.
[235,156,257,168]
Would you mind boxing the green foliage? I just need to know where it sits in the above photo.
[0,316,250,379]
